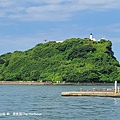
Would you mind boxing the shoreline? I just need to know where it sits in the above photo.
[0,81,51,85]
[0,81,119,86]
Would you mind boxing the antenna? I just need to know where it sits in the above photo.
[101,35,105,40]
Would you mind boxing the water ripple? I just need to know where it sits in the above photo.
[0,85,120,120]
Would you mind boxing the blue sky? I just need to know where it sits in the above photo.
[0,0,120,62]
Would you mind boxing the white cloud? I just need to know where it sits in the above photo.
[0,0,120,21]
[108,24,120,33]
[94,23,120,35]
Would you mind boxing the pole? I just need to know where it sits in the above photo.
[115,81,117,93]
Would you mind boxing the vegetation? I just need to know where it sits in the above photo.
[0,38,120,83]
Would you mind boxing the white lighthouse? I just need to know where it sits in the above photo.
[89,33,96,41]
[90,33,93,40]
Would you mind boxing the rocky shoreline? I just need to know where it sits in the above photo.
[0,81,119,86]
[0,81,52,85]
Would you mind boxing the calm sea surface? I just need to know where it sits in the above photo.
[0,85,120,120]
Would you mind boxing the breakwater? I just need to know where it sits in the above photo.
[61,81,120,97]
[61,90,120,97]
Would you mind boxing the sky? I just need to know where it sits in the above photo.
[0,0,120,62]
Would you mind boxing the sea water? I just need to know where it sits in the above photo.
[0,85,120,120]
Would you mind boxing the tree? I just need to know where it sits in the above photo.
[30,70,40,81]
[0,38,119,83]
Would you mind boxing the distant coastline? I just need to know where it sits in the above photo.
[0,81,119,86]
[0,81,51,85]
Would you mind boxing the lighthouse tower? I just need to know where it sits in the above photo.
[89,33,96,41]
[90,33,93,40]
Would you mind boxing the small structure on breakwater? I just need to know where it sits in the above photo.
[61,81,120,97]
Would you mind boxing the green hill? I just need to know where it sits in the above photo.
[0,38,120,83]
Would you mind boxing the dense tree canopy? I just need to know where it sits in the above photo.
[0,38,120,83]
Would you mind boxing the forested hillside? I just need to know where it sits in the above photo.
[0,38,120,83]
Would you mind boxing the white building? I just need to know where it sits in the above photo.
[89,33,96,41]
[56,41,63,43]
